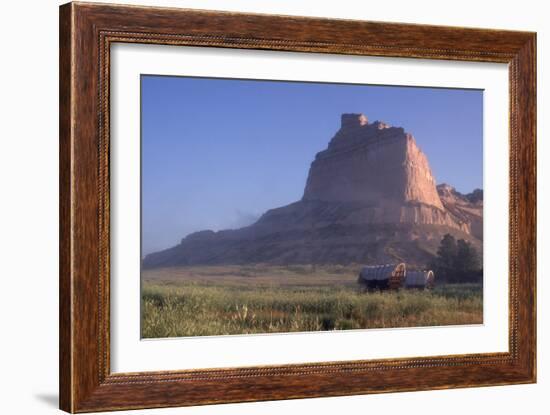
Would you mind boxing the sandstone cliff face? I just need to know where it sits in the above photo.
[143,114,483,268]
[302,114,467,232]
[303,114,443,210]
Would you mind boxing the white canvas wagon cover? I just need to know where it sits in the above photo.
[404,270,435,287]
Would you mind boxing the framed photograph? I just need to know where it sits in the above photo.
[59,2,536,412]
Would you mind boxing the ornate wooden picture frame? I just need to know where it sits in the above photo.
[59,2,536,412]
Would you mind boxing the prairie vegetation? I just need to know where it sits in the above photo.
[141,265,482,338]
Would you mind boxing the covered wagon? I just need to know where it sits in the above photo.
[357,263,406,291]
[404,270,435,289]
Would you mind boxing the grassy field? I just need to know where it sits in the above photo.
[141,265,483,338]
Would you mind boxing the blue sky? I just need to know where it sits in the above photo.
[141,75,483,255]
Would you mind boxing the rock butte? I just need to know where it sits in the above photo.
[143,113,482,268]
[303,113,459,229]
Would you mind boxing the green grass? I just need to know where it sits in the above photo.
[141,265,483,338]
